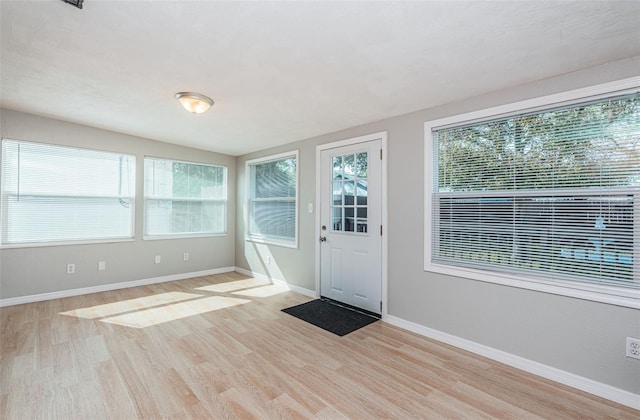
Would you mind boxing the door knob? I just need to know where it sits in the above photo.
[319,236,327,242]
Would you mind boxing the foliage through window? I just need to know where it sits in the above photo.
[247,152,298,246]
[144,157,227,237]
[428,93,639,290]
[1,139,135,246]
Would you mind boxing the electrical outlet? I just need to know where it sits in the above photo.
[98,261,106,271]
[154,255,161,264]
[627,337,640,359]
[266,255,271,265]
[183,252,189,261]
[66,264,75,274]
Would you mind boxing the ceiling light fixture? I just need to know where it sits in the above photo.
[175,92,214,114]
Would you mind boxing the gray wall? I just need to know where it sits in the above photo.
[0,109,236,299]
[236,57,640,394]
[1,57,638,395]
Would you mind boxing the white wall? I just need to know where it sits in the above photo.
[0,109,236,299]
[236,57,640,395]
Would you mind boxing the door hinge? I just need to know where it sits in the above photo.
[379,225,383,236]
[380,149,383,160]
[380,301,382,312]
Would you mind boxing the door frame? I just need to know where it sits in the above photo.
[315,131,388,319]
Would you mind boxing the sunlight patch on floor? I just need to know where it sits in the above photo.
[195,278,271,293]
[100,296,251,328]
[59,292,201,319]
[231,283,290,298]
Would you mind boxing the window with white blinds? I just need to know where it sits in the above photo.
[246,151,298,247]
[426,88,639,298]
[144,157,227,238]
[1,139,135,246]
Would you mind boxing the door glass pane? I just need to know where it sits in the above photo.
[345,207,354,232]
[344,181,354,205]
[333,182,342,205]
[332,207,343,231]
[357,207,367,233]
[344,154,355,176]
[357,179,367,206]
[332,156,342,180]
[356,153,367,177]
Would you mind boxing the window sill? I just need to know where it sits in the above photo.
[143,233,227,241]
[245,236,298,249]
[424,262,640,309]
[1,238,135,249]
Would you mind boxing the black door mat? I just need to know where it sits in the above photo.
[281,298,379,336]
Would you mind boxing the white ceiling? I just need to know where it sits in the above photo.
[2,1,639,156]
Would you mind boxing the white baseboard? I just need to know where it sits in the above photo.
[0,266,316,307]
[384,315,640,410]
[233,267,255,278]
[234,267,316,298]
[0,267,236,307]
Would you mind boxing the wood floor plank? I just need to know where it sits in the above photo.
[271,392,317,419]
[94,359,139,419]
[448,381,547,419]
[1,272,637,419]
[425,388,497,419]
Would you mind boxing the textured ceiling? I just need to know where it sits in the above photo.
[1,1,639,156]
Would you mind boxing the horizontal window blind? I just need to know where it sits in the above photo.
[247,153,297,244]
[144,157,227,237]
[1,139,135,245]
[432,94,639,288]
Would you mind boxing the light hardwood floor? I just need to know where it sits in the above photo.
[1,272,637,419]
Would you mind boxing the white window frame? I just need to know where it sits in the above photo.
[143,156,228,240]
[246,150,299,248]
[424,77,640,309]
[1,138,136,248]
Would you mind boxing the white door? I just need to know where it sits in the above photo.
[320,139,382,314]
